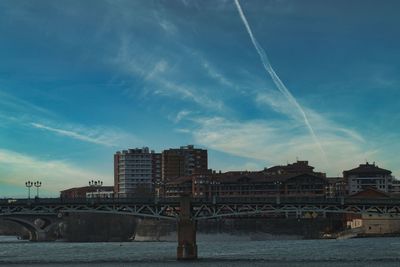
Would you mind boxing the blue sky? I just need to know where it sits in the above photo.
[1,0,400,197]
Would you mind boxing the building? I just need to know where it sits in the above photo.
[60,186,114,199]
[165,161,328,198]
[161,145,208,181]
[326,177,347,198]
[114,147,161,197]
[343,162,393,194]
[262,160,324,176]
[346,188,400,235]
[389,179,400,195]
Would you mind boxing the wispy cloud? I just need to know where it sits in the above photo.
[170,110,192,123]
[255,90,365,143]
[111,40,226,111]
[182,116,374,176]
[30,122,139,147]
[0,148,107,196]
[0,90,54,117]
[201,59,235,88]
[154,78,225,111]
[234,0,325,160]
[159,19,178,35]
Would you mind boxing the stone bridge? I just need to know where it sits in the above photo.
[0,214,62,241]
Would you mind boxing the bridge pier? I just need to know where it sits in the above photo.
[177,195,197,260]
[30,230,49,242]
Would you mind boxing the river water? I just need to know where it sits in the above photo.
[0,235,399,266]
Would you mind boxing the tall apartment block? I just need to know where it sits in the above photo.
[114,147,161,197]
[162,145,208,181]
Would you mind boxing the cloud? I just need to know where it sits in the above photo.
[111,40,226,111]
[0,148,107,196]
[145,59,168,80]
[235,0,325,160]
[201,60,235,88]
[30,122,139,147]
[255,90,365,143]
[185,116,375,176]
[171,110,192,123]
[154,79,225,111]
[0,90,54,117]
[159,19,177,35]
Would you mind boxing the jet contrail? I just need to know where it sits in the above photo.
[234,0,326,160]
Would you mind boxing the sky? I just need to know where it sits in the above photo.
[0,0,400,197]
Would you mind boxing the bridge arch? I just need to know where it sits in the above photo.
[2,217,57,241]
[2,217,40,241]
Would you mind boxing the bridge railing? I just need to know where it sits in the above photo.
[1,196,399,207]
[0,197,182,206]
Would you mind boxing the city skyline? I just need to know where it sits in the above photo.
[1,0,400,197]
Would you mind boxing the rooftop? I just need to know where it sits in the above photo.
[343,162,391,175]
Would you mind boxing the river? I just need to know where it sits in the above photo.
[0,235,399,266]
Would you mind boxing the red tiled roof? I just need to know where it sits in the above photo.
[349,187,391,198]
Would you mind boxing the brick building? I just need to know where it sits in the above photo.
[165,161,328,198]
[161,145,208,181]
[60,186,114,199]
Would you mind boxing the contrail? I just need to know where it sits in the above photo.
[234,0,326,160]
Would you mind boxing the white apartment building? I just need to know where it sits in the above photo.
[114,147,161,197]
[343,162,393,194]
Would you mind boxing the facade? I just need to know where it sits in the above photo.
[60,186,114,199]
[346,188,400,235]
[165,161,328,198]
[161,145,208,181]
[114,147,161,197]
[86,190,114,198]
[389,179,400,195]
[343,162,393,194]
[326,177,347,198]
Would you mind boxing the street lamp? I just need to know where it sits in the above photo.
[89,180,103,187]
[274,181,282,204]
[34,181,42,198]
[89,180,103,198]
[25,181,33,199]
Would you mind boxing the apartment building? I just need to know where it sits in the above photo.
[165,161,328,198]
[114,147,161,197]
[161,145,208,181]
[343,162,393,194]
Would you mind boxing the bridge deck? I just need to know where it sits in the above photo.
[1,197,400,220]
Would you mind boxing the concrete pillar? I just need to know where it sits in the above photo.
[29,230,48,242]
[177,195,197,260]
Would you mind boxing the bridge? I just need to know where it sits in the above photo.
[1,196,400,260]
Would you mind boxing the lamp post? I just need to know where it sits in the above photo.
[154,179,164,199]
[89,179,103,198]
[34,181,42,198]
[89,180,103,187]
[25,181,33,199]
[274,181,282,204]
